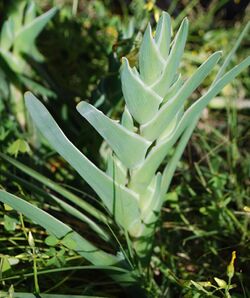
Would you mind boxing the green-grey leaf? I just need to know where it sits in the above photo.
[0,190,120,266]
[161,74,183,104]
[132,56,250,188]
[24,92,142,235]
[139,24,165,84]
[0,19,14,51]
[23,1,36,25]
[121,106,134,131]
[121,57,162,124]
[141,51,222,141]
[151,18,189,97]
[155,12,171,59]
[160,119,198,196]
[77,101,150,168]
[14,7,57,53]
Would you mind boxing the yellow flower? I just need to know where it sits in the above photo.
[227,251,236,279]
[144,1,154,12]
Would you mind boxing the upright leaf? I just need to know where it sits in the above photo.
[77,101,151,168]
[151,18,189,97]
[25,93,142,236]
[139,24,165,84]
[121,58,162,124]
[155,12,172,59]
[14,7,57,53]
[141,51,221,141]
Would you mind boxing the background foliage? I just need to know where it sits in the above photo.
[0,0,249,297]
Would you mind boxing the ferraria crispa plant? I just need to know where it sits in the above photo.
[0,12,249,289]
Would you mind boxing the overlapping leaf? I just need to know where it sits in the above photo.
[77,101,150,168]
[25,92,142,236]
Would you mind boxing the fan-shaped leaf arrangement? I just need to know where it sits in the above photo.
[1,12,249,284]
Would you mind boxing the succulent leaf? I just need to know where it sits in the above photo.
[77,101,151,168]
[139,24,165,84]
[151,17,189,97]
[141,51,222,141]
[155,12,172,59]
[121,57,162,124]
[25,92,142,235]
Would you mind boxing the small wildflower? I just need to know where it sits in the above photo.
[227,251,236,280]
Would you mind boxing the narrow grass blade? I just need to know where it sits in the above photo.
[139,24,165,84]
[0,152,109,225]
[50,194,111,242]
[0,293,105,298]
[0,168,111,242]
[77,101,150,168]
[160,119,198,196]
[24,93,142,235]
[121,57,162,124]
[213,21,250,84]
[0,190,120,266]
[151,18,189,97]
[106,153,127,186]
[141,51,222,141]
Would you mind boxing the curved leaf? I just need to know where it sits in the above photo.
[141,51,222,141]
[155,12,172,59]
[121,58,162,124]
[0,190,120,266]
[151,18,189,97]
[77,101,150,168]
[139,24,165,84]
[25,92,142,236]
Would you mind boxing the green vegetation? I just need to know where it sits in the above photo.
[0,1,249,297]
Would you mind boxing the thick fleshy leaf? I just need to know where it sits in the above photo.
[161,74,183,104]
[151,18,189,97]
[121,106,134,131]
[139,24,165,84]
[121,58,162,124]
[14,7,57,53]
[23,1,36,25]
[139,173,162,219]
[77,101,150,168]
[141,51,222,141]
[155,12,171,59]
[157,106,183,141]
[132,174,162,257]
[0,50,21,72]
[11,1,27,32]
[131,56,250,189]
[0,191,120,266]
[25,92,142,236]
[0,19,14,51]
